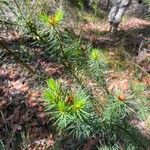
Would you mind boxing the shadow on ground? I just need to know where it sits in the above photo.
[79,17,150,55]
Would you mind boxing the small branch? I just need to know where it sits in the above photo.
[0,39,36,76]
[0,20,18,26]
[53,26,85,86]
[122,49,150,76]
[131,61,150,76]
[13,0,25,19]
[53,26,105,111]
[138,40,145,54]
[0,39,49,83]
[0,110,9,133]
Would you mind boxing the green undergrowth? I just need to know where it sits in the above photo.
[0,0,150,149]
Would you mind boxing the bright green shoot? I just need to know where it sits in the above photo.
[43,78,97,138]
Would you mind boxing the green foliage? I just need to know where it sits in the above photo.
[89,49,108,72]
[34,10,86,63]
[131,82,145,95]
[1,0,35,33]
[130,82,149,120]
[77,0,84,10]
[43,77,149,148]
[98,144,120,150]
[144,0,150,4]
[39,9,64,26]
[143,0,150,19]
[102,95,128,126]
[1,0,87,63]
[1,0,150,149]
[0,140,5,150]
[91,0,99,16]
[44,78,100,138]
[88,48,109,93]
[40,10,150,148]
[38,12,50,24]
[68,0,85,10]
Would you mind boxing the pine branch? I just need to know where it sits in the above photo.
[0,39,50,81]
[0,39,36,75]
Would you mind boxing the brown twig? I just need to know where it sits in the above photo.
[131,61,150,76]
[0,110,9,133]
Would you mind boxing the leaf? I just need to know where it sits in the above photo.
[54,9,64,24]
[57,101,67,113]
[47,78,59,91]
[0,140,5,150]
[38,12,49,23]
[39,9,64,26]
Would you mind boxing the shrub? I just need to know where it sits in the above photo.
[43,78,100,139]
[0,140,5,150]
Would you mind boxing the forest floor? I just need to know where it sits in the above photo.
[0,15,150,149]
